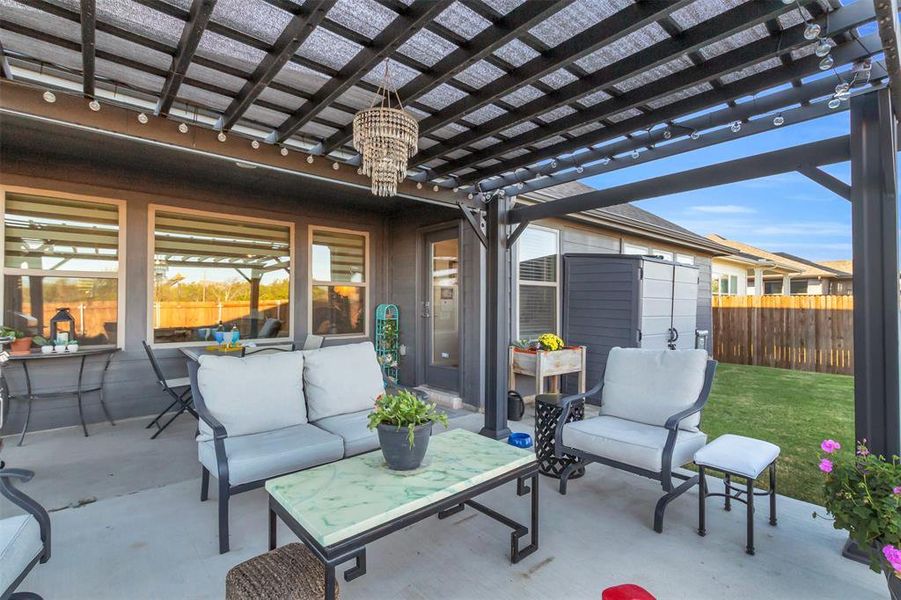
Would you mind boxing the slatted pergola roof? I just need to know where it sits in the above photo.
[0,0,889,200]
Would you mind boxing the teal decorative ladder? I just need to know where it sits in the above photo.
[375,304,399,382]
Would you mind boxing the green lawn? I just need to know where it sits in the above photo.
[701,363,855,505]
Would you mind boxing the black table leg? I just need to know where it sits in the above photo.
[724,474,732,511]
[325,563,337,600]
[769,462,777,526]
[268,507,277,551]
[746,478,755,555]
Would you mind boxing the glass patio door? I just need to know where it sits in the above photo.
[422,228,460,391]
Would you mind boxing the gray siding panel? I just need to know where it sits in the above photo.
[695,256,713,352]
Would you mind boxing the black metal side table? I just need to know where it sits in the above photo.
[534,393,585,479]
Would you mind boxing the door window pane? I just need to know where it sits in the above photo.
[152,209,291,343]
[431,238,459,367]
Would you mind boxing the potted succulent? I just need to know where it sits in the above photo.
[1,327,33,354]
[367,390,448,471]
[815,439,901,599]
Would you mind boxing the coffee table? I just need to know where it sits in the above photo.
[266,428,539,599]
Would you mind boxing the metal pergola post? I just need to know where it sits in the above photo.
[480,193,512,440]
[850,87,901,458]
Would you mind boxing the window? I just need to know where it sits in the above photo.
[790,279,809,295]
[310,227,368,336]
[150,207,292,344]
[517,226,559,340]
[652,249,674,261]
[623,242,648,255]
[714,274,740,295]
[2,190,124,346]
[764,280,783,295]
[676,253,695,265]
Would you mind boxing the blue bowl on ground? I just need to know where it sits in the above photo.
[508,432,533,449]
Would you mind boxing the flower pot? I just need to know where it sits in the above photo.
[377,422,433,471]
[40,345,53,354]
[10,337,32,354]
[66,343,79,353]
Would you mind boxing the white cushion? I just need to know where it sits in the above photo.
[562,416,707,472]
[694,434,781,479]
[601,347,709,431]
[197,351,307,440]
[199,423,344,486]
[313,410,379,457]
[0,514,43,594]
[302,342,385,422]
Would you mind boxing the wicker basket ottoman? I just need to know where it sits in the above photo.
[226,543,338,600]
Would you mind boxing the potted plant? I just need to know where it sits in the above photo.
[367,390,448,471]
[33,336,53,354]
[510,333,585,381]
[1,327,33,354]
[816,439,901,599]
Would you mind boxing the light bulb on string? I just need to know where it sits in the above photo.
[804,22,821,40]
[773,114,785,126]
[730,120,742,133]
[217,132,227,142]
[827,97,841,109]
[630,149,640,159]
[178,123,189,134]
[88,99,101,112]
[662,128,672,139]
[690,130,701,140]
[819,55,834,71]
[815,39,831,58]
[601,157,611,165]
[280,147,289,156]
[137,112,149,124]
[43,90,56,103]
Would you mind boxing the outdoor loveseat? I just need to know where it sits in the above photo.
[553,347,717,533]
[187,341,408,554]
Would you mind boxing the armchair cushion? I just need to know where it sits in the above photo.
[562,416,707,472]
[313,410,379,457]
[303,342,385,422]
[0,514,42,594]
[198,423,344,486]
[197,351,307,440]
[601,348,708,432]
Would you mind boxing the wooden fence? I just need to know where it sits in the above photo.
[711,295,854,375]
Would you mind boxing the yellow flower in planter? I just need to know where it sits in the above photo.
[537,333,564,351]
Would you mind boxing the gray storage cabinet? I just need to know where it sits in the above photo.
[561,254,699,400]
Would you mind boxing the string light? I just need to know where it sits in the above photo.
[217,132,227,142]
[815,39,831,58]
[332,162,339,170]
[827,97,841,109]
[251,140,260,149]
[690,130,701,140]
[88,99,101,112]
[730,120,742,133]
[178,123,189,134]
[280,147,289,156]
[773,114,785,126]
[601,157,611,165]
[630,149,640,159]
[137,112,149,124]
[517,181,524,189]
[803,22,821,40]
[433,185,439,192]
[575,165,584,174]
[467,193,474,200]
[819,55,834,70]
[43,90,56,103]
[416,182,423,189]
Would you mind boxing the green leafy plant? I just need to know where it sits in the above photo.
[0,326,23,339]
[512,338,531,350]
[32,335,50,347]
[367,390,448,448]
[815,439,901,576]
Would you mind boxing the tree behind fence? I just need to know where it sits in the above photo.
[711,295,853,375]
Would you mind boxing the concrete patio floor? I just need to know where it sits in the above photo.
[1,413,887,600]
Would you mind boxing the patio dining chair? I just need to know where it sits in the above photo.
[142,341,196,439]
[0,468,51,600]
[553,347,717,533]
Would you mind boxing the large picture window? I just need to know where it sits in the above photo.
[310,227,368,336]
[150,207,292,344]
[2,191,124,346]
[517,226,559,340]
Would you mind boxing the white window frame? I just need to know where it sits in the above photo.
[0,185,127,348]
[308,225,370,339]
[147,204,295,348]
[514,224,561,340]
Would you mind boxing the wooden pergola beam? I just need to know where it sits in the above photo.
[268,0,452,145]
[79,0,95,98]
[216,0,337,132]
[314,0,570,156]
[437,1,875,180]
[156,0,217,116]
[510,136,851,225]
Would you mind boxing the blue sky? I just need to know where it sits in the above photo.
[580,111,853,262]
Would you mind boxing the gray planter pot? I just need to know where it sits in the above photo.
[377,422,433,471]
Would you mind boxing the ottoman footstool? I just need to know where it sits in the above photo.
[226,543,339,600]
[693,434,780,555]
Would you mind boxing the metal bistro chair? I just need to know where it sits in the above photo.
[13,348,117,446]
[142,341,196,439]
[0,468,51,600]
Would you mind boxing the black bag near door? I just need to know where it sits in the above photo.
[507,390,525,421]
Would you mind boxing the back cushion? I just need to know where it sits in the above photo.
[600,347,708,431]
[303,341,385,422]
[197,351,306,440]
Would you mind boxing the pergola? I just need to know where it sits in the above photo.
[0,0,898,456]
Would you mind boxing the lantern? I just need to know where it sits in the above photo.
[50,307,76,343]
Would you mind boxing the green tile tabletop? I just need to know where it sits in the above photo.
[266,428,536,547]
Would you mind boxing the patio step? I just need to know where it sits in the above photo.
[415,386,463,410]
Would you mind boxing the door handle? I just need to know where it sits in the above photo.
[421,301,431,318]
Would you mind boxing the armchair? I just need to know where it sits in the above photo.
[553,347,717,533]
[0,468,50,600]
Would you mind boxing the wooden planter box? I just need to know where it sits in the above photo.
[509,346,586,402]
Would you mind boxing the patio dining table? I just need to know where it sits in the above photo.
[4,347,119,445]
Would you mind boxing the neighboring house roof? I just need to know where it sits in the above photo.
[707,234,843,278]
[819,259,853,275]
[775,253,853,279]
[521,182,729,255]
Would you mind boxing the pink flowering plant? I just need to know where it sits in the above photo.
[816,439,901,578]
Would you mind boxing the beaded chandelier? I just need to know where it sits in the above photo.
[353,62,419,197]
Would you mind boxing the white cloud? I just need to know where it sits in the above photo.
[688,205,756,214]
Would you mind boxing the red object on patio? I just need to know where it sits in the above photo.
[602,584,656,600]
